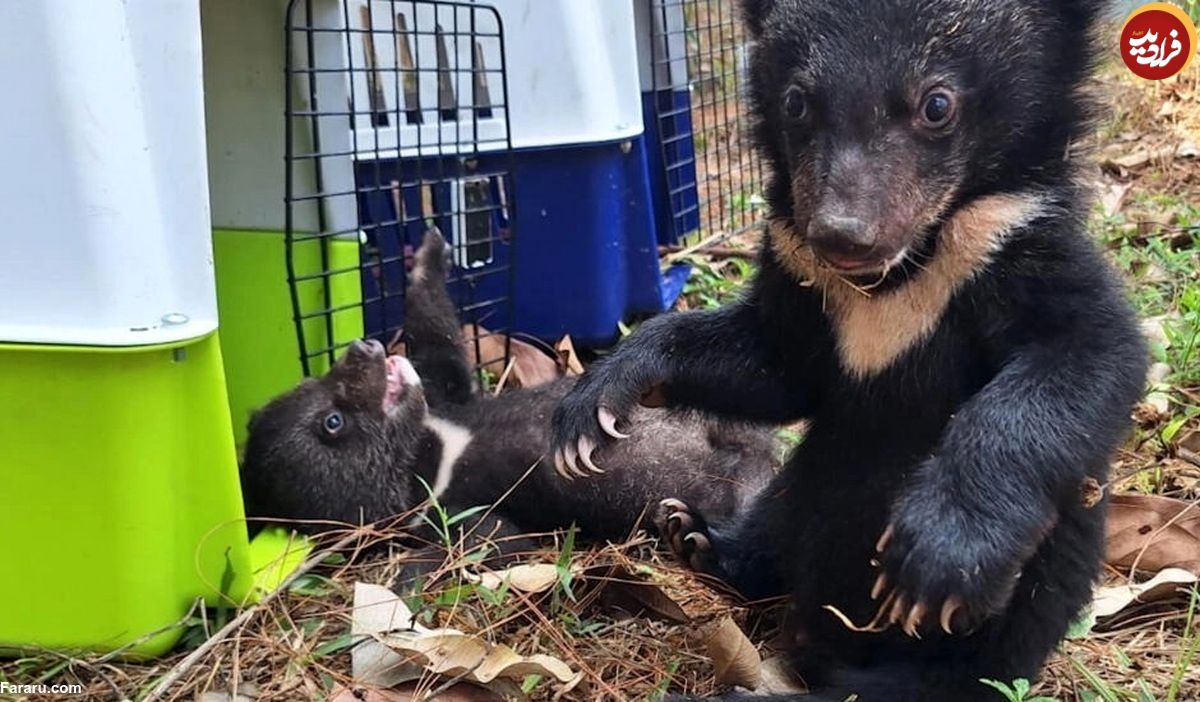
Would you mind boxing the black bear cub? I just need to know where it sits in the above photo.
[240,231,776,570]
[552,1,1146,700]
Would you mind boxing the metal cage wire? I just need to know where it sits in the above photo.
[648,0,765,249]
[284,0,517,378]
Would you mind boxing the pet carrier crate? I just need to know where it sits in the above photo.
[283,0,710,356]
[640,0,766,249]
[205,0,765,440]
[0,0,303,658]
[284,0,519,376]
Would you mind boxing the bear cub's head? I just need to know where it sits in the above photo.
[743,0,1103,283]
[240,338,428,529]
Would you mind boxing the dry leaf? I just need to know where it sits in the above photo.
[380,633,575,685]
[594,574,690,624]
[704,617,762,690]
[1142,316,1172,350]
[1148,362,1172,386]
[390,326,559,391]
[1097,181,1132,217]
[1106,494,1200,574]
[196,693,254,702]
[465,563,564,594]
[464,324,508,374]
[1092,568,1199,619]
[464,326,560,389]
[1105,146,1177,171]
[508,343,561,388]
[466,328,553,383]
[1134,399,1171,426]
[330,683,503,702]
[1177,429,1200,454]
[554,336,585,376]
[353,582,429,688]
[1107,150,1152,170]
[468,562,690,624]
[350,583,575,690]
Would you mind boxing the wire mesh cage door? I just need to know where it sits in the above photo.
[646,0,765,249]
[285,0,517,380]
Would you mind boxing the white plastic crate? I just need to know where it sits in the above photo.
[288,0,644,249]
[485,0,644,148]
[291,0,643,159]
[0,0,216,346]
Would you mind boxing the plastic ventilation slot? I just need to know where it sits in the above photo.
[435,25,457,122]
[395,13,422,125]
[359,6,390,127]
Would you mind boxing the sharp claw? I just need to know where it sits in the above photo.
[888,594,908,625]
[598,407,631,439]
[903,602,927,638]
[562,441,588,478]
[871,573,888,601]
[553,449,573,480]
[876,525,895,554]
[661,498,688,513]
[669,511,693,536]
[578,436,605,474]
[683,532,710,552]
[940,597,963,635]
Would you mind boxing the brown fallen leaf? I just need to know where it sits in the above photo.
[1147,361,1172,386]
[1142,316,1173,350]
[466,563,570,594]
[1178,429,1200,454]
[1106,494,1200,574]
[1092,568,1199,619]
[465,326,560,389]
[1133,400,1170,428]
[593,572,691,624]
[1097,181,1132,218]
[1103,146,1177,172]
[351,583,576,690]
[1179,430,1200,469]
[704,617,761,690]
[383,632,575,685]
[394,325,561,391]
[196,691,255,702]
[554,335,585,376]
[330,683,503,702]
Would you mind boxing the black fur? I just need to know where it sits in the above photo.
[240,232,777,577]
[552,1,1146,699]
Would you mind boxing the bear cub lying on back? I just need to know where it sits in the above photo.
[240,231,777,569]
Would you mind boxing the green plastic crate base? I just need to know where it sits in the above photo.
[0,333,308,657]
[213,229,363,446]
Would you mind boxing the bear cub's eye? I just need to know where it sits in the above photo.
[322,411,345,435]
[781,86,808,121]
[919,89,957,129]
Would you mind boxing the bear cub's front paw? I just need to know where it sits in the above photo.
[871,499,1027,637]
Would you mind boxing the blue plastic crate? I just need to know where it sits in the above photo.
[354,139,690,348]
